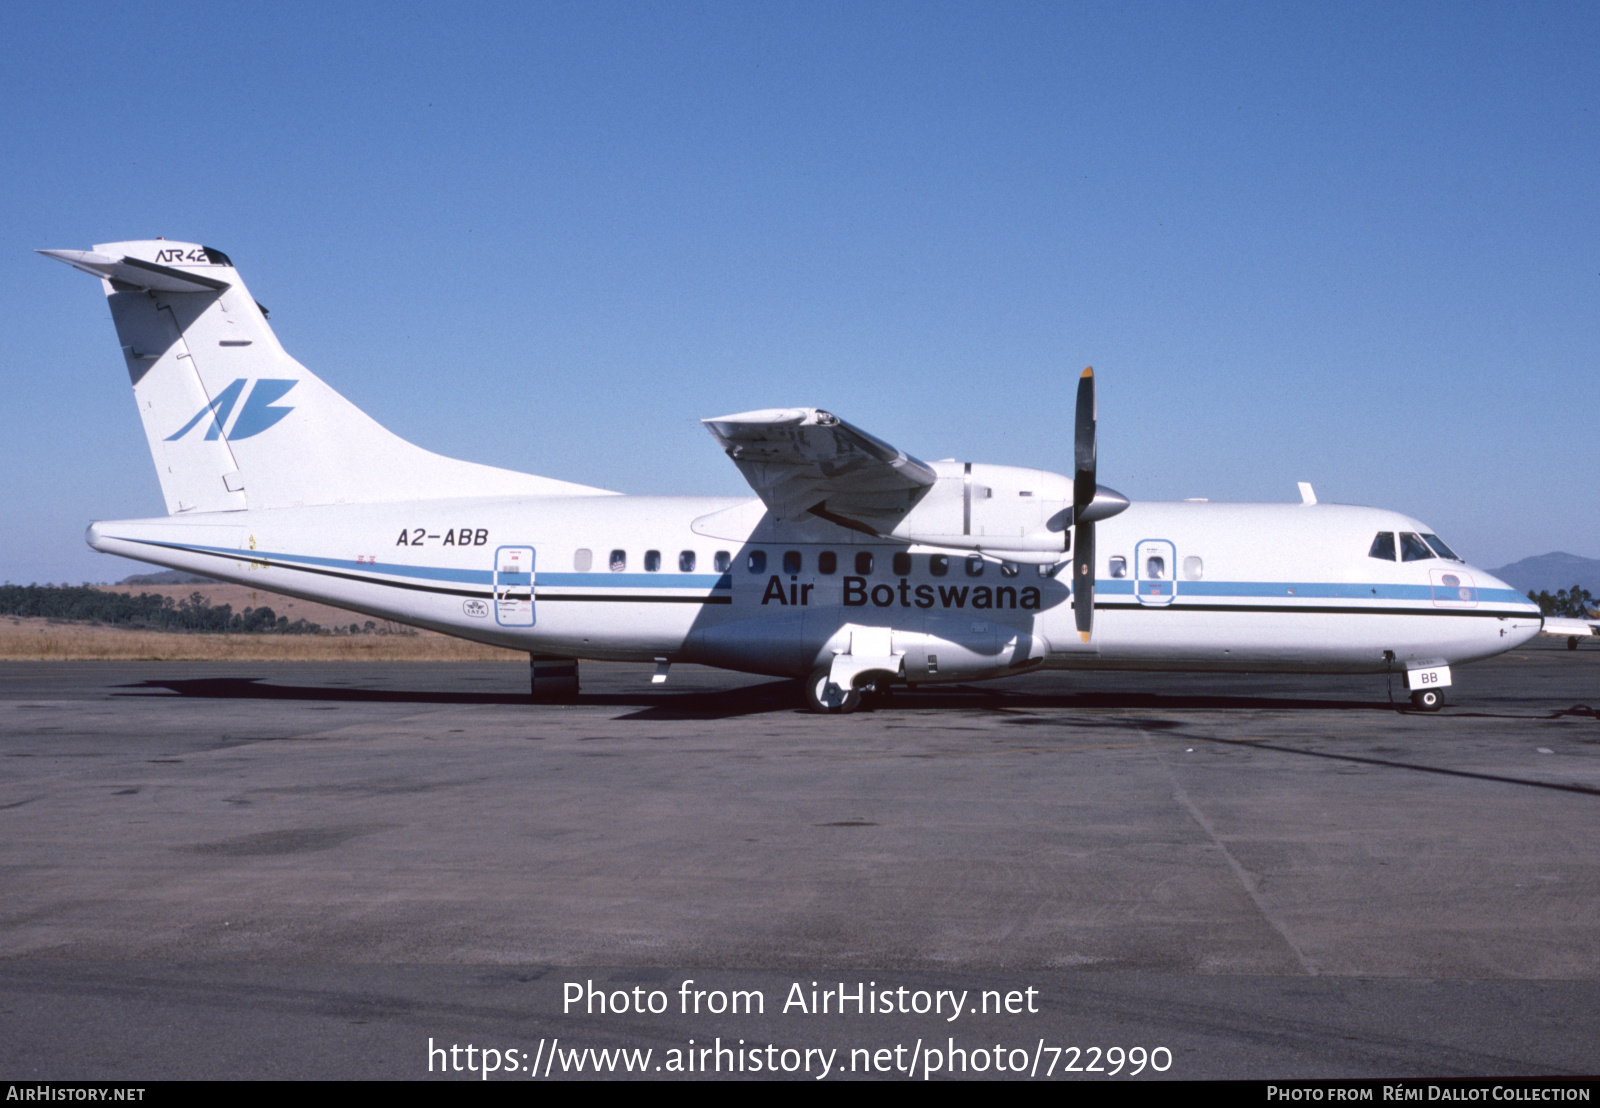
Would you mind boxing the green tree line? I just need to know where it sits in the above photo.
[1528,585,1596,618]
[0,585,324,634]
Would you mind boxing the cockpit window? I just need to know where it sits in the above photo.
[1423,534,1462,562]
[1399,532,1434,562]
[1368,532,1396,561]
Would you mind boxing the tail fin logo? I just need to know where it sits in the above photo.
[165,379,297,442]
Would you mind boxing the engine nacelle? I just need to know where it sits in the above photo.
[890,462,1073,557]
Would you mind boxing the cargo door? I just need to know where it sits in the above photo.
[494,546,535,626]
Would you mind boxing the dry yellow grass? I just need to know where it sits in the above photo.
[0,617,524,662]
[95,583,383,629]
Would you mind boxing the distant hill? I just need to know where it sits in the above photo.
[1489,552,1600,596]
[117,570,220,586]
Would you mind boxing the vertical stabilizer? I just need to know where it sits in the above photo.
[42,241,611,514]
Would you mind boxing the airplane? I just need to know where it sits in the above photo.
[42,239,1547,713]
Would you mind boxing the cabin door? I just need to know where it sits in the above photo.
[1134,539,1177,607]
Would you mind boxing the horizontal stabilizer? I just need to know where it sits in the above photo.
[39,248,232,293]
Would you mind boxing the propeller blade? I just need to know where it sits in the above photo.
[1074,519,1095,641]
[1073,367,1097,642]
[1074,367,1096,512]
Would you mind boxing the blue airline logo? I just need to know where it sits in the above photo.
[166,379,297,441]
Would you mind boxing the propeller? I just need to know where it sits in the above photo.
[1071,367,1129,642]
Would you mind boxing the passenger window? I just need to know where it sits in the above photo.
[679,551,696,572]
[714,551,731,573]
[609,549,626,572]
[1000,561,1020,578]
[644,550,661,572]
[1146,556,1165,579]
[1400,533,1433,562]
[573,548,593,572]
[1182,556,1204,580]
[1109,556,1128,578]
[930,554,949,577]
[966,555,985,577]
[892,552,912,575]
[747,550,766,573]
[855,551,874,574]
[818,551,837,575]
[783,551,802,574]
[1368,533,1396,561]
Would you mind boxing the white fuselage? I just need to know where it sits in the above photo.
[88,494,1543,683]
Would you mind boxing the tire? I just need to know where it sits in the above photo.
[805,666,861,714]
[1570,637,1581,651]
[1410,688,1443,712]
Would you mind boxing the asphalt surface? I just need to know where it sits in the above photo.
[2,641,1598,1080]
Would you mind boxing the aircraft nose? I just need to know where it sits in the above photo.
[1469,566,1537,610]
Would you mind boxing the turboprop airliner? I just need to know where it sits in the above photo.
[42,240,1545,712]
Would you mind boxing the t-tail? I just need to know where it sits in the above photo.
[41,240,609,515]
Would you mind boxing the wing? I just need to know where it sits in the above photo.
[703,408,937,532]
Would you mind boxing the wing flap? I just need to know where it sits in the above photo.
[703,408,936,523]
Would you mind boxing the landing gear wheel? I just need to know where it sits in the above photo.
[806,666,861,714]
[1410,688,1444,712]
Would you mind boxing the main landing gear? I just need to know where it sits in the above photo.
[806,666,862,714]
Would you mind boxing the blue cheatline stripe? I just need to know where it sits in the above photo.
[118,538,733,595]
[1099,578,1529,605]
[538,572,732,589]
[113,536,1539,613]
[136,539,492,584]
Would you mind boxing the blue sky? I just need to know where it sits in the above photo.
[4,2,1596,584]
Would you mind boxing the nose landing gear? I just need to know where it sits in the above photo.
[1410,687,1444,711]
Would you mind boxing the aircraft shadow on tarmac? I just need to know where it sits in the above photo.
[116,674,1414,721]
[112,676,1600,796]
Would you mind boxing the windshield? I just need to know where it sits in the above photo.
[1422,534,1462,561]
[1399,533,1434,562]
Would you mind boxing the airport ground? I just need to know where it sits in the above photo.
[2,640,1598,1080]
